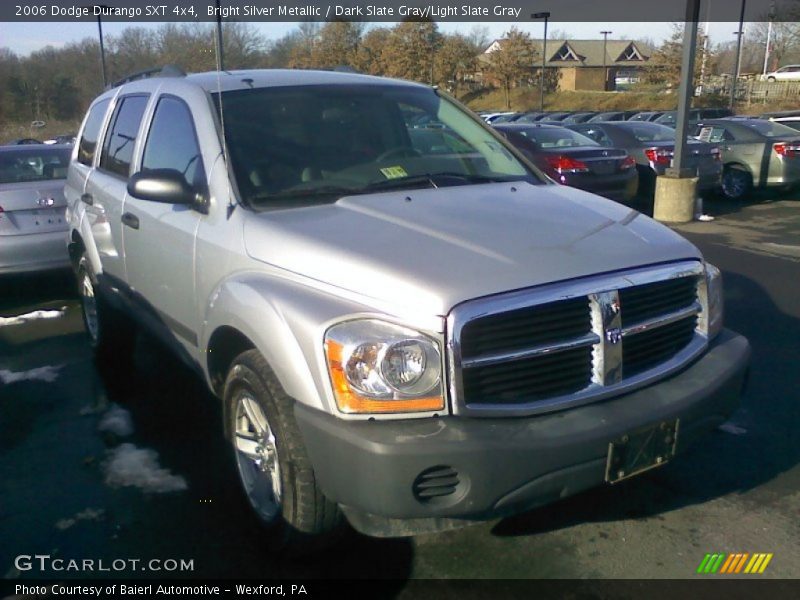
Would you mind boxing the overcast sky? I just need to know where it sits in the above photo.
[0,21,749,56]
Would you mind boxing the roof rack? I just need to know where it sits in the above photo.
[108,65,186,89]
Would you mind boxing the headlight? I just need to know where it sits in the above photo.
[702,262,724,340]
[324,319,444,415]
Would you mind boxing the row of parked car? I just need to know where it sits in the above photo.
[481,109,800,203]
[3,102,799,277]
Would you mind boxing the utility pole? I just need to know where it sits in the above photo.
[763,10,774,75]
[730,0,747,109]
[532,11,551,112]
[601,31,612,91]
[672,0,702,177]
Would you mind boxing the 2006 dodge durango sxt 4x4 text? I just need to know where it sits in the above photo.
[65,68,750,552]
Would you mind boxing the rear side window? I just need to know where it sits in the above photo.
[141,96,205,190]
[78,99,110,166]
[100,95,149,178]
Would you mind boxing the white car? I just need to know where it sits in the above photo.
[762,65,800,82]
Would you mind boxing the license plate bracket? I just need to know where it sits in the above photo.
[605,419,679,484]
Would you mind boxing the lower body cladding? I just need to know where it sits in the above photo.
[0,229,70,274]
[295,330,750,537]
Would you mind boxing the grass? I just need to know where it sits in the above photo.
[460,86,797,116]
[1,120,82,145]
[1,87,795,142]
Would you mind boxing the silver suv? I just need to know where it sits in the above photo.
[66,68,750,552]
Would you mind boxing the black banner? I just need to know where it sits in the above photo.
[3,579,800,599]
[1,0,798,23]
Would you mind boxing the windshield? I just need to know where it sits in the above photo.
[0,147,71,185]
[214,84,539,208]
[515,127,599,148]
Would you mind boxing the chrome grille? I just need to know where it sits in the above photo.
[448,262,709,417]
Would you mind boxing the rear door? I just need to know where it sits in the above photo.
[84,94,150,282]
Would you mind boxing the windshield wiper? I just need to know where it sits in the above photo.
[363,172,511,192]
[251,185,361,203]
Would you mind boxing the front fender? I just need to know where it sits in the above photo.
[201,272,386,414]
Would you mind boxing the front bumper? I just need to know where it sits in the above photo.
[295,329,749,536]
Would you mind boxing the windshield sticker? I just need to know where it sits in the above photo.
[380,166,408,179]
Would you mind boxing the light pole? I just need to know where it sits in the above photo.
[86,4,109,88]
[215,0,225,71]
[600,31,612,91]
[730,0,746,109]
[532,11,551,112]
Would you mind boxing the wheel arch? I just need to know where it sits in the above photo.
[200,273,372,417]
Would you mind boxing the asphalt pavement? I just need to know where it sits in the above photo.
[1,196,798,584]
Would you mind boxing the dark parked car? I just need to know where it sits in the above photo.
[515,112,555,123]
[494,123,638,203]
[562,111,599,124]
[4,138,43,145]
[628,111,665,122]
[43,133,77,145]
[567,121,722,200]
[693,118,800,200]
[539,111,573,122]
[490,112,523,124]
[588,111,641,122]
[654,108,733,129]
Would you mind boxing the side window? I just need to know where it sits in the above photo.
[99,95,149,178]
[77,99,110,166]
[141,96,205,190]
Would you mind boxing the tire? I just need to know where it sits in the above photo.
[224,349,344,555]
[767,76,776,82]
[720,166,753,201]
[76,253,136,356]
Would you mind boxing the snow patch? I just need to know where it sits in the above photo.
[98,404,134,437]
[0,364,62,385]
[0,307,66,326]
[103,443,188,494]
[719,422,748,435]
[55,507,105,531]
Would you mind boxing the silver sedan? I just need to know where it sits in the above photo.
[0,144,72,274]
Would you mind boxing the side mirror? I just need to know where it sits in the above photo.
[127,169,196,205]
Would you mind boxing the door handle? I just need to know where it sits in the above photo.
[80,193,93,205]
[121,212,140,230]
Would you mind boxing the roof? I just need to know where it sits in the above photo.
[185,69,429,93]
[481,39,653,68]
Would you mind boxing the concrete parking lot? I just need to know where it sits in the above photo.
[1,196,798,583]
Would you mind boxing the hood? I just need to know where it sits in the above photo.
[243,182,700,316]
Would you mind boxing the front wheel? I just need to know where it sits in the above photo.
[720,166,753,201]
[224,350,344,555]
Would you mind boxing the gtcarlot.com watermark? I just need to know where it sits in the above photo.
[14,554,194,573]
